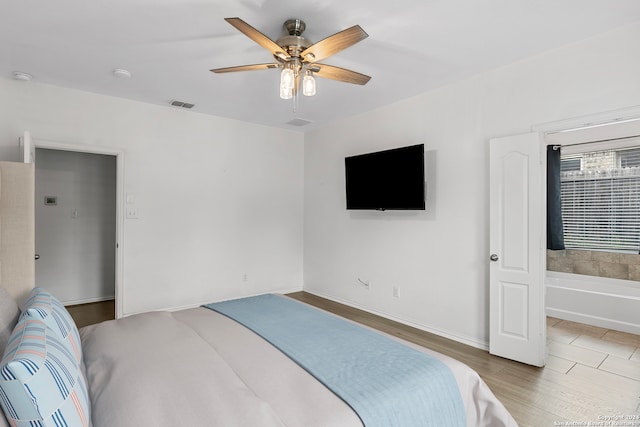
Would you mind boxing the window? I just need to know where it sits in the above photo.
[560,144,640,252]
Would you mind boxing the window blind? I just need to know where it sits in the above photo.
[560,147,640,252]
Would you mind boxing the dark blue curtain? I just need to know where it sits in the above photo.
[547,145,565,250]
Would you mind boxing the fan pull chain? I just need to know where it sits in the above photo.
[292,70,299,113]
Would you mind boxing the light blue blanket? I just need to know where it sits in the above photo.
[204,294,466,427]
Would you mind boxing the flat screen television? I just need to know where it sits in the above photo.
[345,144,425,210]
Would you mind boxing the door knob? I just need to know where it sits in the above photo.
[490,254,499,262]
[35,254,40,260]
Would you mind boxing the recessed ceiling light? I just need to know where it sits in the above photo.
[113,68,132,78]
[12,71,32,81]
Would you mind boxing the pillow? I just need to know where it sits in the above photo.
[0,318,90,426]
[0,287,20,357]
[20,288,82,363]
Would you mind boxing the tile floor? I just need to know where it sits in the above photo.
[547,317,640,411]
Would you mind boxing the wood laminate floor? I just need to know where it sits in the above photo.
[66,299,115,329]
[287,292,640,427]
[68,294,640,426]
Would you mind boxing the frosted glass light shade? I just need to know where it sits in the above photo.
[302,73,316,96]
[280,67,295,99]
[280,84,293,99]
[281,68,294,89]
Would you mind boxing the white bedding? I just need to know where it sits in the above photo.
[80,302,517,427]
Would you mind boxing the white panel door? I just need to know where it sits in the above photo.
[0,161,35,306]
[489,132,546,366]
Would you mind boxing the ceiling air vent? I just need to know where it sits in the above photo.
[286,118,312,127]
[170,100,195,109]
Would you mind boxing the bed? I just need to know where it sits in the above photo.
[0,287,518,427]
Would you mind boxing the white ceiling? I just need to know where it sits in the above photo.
[2,0,640,132]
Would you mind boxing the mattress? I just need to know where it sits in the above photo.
[80,299,517,427]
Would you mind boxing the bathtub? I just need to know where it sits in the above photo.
[546,271,640,335]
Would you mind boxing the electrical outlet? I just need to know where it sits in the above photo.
[126,206,138,219]
[393,286,400,298]
[242,273,248,282]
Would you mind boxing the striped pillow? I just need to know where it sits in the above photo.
[21,288,82,364]
[0,318,90,427]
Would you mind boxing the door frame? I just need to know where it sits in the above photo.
[33,138,125,319]
[533,105,640,137]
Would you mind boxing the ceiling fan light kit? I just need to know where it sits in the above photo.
[211,17,370,106]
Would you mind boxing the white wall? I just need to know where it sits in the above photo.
[35,149,116,304]
[0,78,304,316]
[2,20,640,346]
[303,22,640,348]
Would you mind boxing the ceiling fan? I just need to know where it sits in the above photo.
[211,17,371,99]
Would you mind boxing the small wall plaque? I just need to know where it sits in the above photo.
[44,196,57,206]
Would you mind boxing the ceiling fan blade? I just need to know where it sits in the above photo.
[311,64,371,85]
[224,18,290,60]
[210,63,280,73]
[300,25,368,63]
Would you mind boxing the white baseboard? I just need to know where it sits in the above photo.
[63,296,115,306]
[121,286,305,318]
[303,289,489,351]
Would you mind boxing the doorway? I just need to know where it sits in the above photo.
[33,139,124,318]
[539,113,640,334]
[35,148,116,307]
[489,107,640,366]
